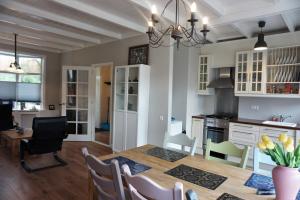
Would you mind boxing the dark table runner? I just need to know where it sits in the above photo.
[217,193,244,200]
[165,164,227,190]
[145,147,187,162]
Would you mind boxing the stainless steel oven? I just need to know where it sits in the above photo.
[203,114,231,158]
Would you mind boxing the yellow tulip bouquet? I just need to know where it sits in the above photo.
[258,134,300,168]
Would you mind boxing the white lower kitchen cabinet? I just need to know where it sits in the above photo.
[191,117,204,154]
[229,121,299,167]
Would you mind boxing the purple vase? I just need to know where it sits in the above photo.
[272,166,300,200]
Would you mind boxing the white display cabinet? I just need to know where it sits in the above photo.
[113,64,150,152]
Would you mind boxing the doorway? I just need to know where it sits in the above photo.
[92,63,113,146]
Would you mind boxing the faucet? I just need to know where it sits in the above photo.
[279,114,292,122]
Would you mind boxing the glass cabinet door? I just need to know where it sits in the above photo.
[128,67,139,112]
[250,51,264,93]
[198,56,208,91]
[115,68,126,111]
[236,52,249,93]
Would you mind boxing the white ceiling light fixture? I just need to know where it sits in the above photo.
[146,0,210,48]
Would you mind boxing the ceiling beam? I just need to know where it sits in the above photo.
[281,13,295,32]
[0,37,61,53]
[200,0,225,16]
[232,23,252,38]
[0,0,122,39]
[0,23,87,48]
[52,0,146,34]
[0,13,101,44]
[201,0,252,38]
[0,32,74,51]
[129,0,217,43]
[210,0,300,26]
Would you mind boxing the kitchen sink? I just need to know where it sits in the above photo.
[262,121,297,127]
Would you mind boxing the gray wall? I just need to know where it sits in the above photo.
[62,35,174,146]
[197,31,300,123]
[0,43,62,110]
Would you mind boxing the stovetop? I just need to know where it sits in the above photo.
[206,113,237,121]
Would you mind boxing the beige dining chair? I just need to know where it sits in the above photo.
[205,139,250,169]
[163,132,197,156]
[122,164,184,200]
[81,147,127,200]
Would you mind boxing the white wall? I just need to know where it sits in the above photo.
[61,35,174,146]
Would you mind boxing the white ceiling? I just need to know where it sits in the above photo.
[0,0,299,53]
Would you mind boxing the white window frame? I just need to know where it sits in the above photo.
[0,50,45,111]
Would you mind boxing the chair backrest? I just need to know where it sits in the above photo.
[122,164,183,200]
[81,147,126,200]
[205,139,250,169]
[253,147,276,177]
[29,117,67,153]
[163,133,197,156]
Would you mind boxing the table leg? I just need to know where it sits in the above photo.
[11,140,18,157]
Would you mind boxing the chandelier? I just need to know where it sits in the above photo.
[8,33,24,73]
[146,0,210,48]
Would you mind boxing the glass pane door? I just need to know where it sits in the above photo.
[236,52,249,92]
[115,68,126,111]
[198,56,208,91]
[128,67,139,112]
[62,67,91,141]
[250,52,264,93]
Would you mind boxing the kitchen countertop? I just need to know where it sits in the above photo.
[192,115,206,119]
[231,118,300,130]
[192,115,300,130]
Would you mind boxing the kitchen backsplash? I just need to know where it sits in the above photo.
[238,97,300,123]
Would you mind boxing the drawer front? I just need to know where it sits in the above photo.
[230,122,259,132]
[259,126,294,137]
[229,129,258,143]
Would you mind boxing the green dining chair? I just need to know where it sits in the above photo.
[205,139,250,169]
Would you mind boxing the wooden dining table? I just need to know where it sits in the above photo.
[90,145,274,200]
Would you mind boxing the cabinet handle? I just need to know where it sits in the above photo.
[232,130,254,135]
[233,124,253,129]
[263,128,288,133]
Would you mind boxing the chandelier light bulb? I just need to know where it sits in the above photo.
[202,16,209,25]
[191,2,197,13]
[148,21,153,27]
[151,5,157,14]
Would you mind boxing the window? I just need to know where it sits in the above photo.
[0,52,44,111]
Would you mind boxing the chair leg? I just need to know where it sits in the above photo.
[20,152,67,173]
[53,152,68,166]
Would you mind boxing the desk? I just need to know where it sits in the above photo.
[90,145,274,200]
[0,129,32,156]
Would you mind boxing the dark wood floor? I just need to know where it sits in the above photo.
[0,142,112,200]
[95,131,110,145]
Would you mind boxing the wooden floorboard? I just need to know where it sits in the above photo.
[0,141,112,200]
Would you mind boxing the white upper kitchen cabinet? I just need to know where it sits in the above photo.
[235,51,267,95]
[198,55,214,95]
[113,64,150,152]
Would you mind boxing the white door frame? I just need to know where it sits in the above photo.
[61,65,93,141]
[91,62,114,147]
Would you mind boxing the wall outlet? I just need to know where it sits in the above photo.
[251,105,259,111]
[159,115,164,121]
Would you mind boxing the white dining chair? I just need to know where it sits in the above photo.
[81,147,127,200]
[163,132,197,156]
[253,147,276,177]
[122,164,184,200]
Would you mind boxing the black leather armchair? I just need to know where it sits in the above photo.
[20,116,68,172]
